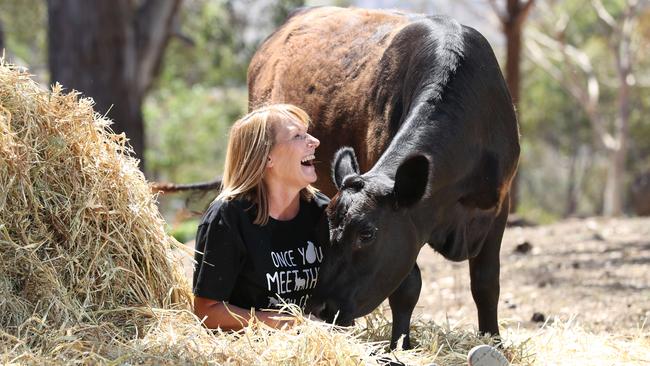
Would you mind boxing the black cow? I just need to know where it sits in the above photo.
[248,7,520,349]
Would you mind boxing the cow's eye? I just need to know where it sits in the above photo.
[355,227,377,248]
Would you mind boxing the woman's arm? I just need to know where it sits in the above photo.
[194,296,294,330]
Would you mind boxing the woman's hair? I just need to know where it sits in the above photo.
[216,104,318,225]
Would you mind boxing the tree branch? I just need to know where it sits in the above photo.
[526,37,588,113]
[591,0,616,29]
[151,177,223,194]
[517,0,536,24]
[134,0,182,98]
[171,12,195,47]
[526,28,618,150]
[626,0,644,15]
[523,0,536,13]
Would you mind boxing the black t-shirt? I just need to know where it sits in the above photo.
[192,192,329,310]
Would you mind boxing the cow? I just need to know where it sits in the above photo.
[248,7,520,349]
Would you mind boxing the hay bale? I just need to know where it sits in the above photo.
[0,62,191,362]
[0,62,534,365]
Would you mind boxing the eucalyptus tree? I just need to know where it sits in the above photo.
[48,0,182,171]
[526,0,649,216]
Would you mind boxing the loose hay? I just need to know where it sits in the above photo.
[0,61,536,365]
[506,316,650,366]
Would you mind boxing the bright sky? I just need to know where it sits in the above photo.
[305,0,503,48]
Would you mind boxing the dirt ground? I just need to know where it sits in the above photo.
[182,216,650,335]
[414,217,650,335]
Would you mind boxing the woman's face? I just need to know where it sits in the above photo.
[266,117,320,190]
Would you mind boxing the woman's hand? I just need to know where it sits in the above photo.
[256,311,296,329]
[194,296,298,331]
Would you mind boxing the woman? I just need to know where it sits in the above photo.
[192,104,329,330]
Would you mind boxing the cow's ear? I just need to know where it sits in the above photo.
[332,147,360,190]
[392,155,429,208]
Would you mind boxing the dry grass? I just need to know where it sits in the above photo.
[1,61,645,365]
[507,316,649,366]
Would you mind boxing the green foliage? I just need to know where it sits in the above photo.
[143,82,246,184]
[158,0,249,87]
[158,0,305,89]
[272,0,307,25]
[0,0,47,71]
[517,0,650,219]
[517,50,597,221]
[519,61,592,153]
[169,218,201,243]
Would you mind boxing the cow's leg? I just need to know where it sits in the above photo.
[469,201,509,336]
[388,264,421,350]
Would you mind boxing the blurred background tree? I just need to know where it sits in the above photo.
[0,0,47,73]
[486,0,537,213]
[48,0,181,171]
[0,19,4,52]
[522,0,650,217]
[143,0,305,233]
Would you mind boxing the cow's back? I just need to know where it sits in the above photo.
[248,7,411,196]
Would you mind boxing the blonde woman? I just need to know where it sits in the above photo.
[192,104,328,330]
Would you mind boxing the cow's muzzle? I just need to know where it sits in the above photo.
[305,298,354,326]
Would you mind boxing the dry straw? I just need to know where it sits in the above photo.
[0,60,192,363]
[0,62,533,365]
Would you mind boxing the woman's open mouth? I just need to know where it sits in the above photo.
[301,154,316,166]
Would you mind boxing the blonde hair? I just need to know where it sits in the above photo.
[216,104,318,225]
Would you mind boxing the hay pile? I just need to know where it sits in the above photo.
[0,61,193,362]
[0,62,533,365]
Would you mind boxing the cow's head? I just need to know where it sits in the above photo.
[307,147,429,325]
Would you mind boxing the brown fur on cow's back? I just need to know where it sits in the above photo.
[248,7,412,196]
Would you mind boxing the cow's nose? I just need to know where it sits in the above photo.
[306,301,326,319]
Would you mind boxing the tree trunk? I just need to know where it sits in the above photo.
[602,7,634,216]
[564,150,578,217]
[0,19,5,54]
[603,61,631,215]
[603,146,626,216]
[632,171,650,215]
[500,0,534,213]
[504,7,522,107]
[47,0,179,172]
[48,0,143,167]
[503,10,522,213]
